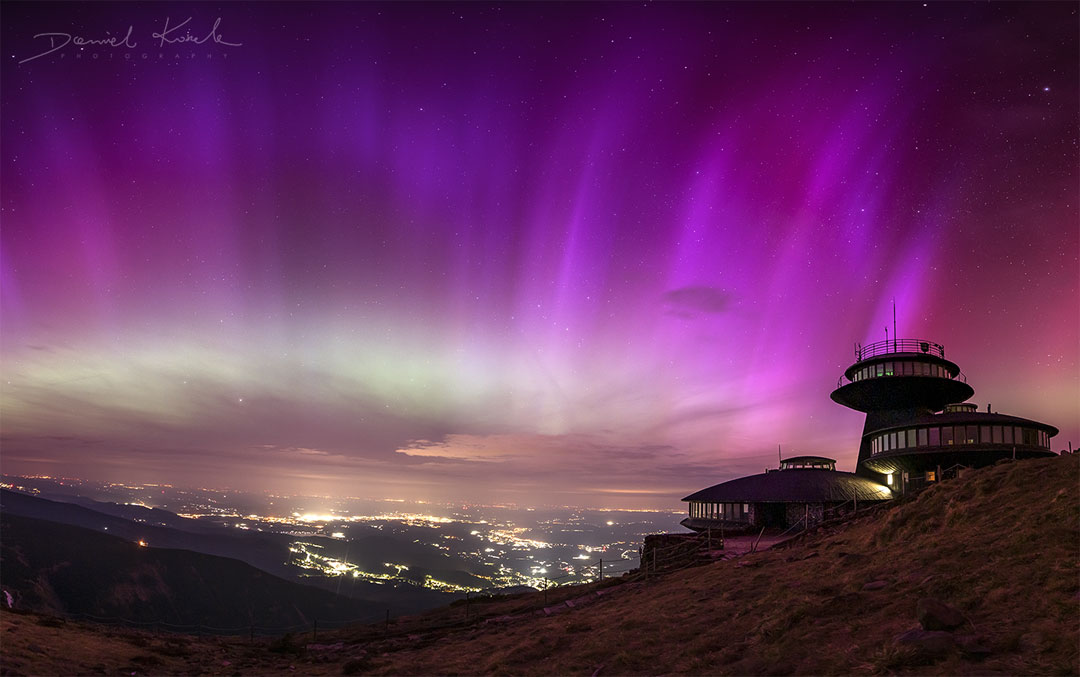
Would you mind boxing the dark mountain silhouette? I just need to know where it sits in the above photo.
[0,490,457,614]
[38,493,214,533]
[0,512,376,629]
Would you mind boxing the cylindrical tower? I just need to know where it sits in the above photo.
[832,338,1057,490]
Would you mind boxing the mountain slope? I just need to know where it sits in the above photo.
[0,513,378,628]
[1,455,1077,675]
[0,489,456,614]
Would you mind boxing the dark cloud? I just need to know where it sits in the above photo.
[662,286,731,317]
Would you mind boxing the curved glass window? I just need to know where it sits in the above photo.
[849,360,958,384]
[869,424,1051,455]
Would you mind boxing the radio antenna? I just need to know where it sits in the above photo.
[893,298,897,350]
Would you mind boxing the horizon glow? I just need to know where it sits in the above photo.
[1,2,1077,508]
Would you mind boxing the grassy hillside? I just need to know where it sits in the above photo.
[1,455,1077,675]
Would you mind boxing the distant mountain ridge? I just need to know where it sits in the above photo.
[0,512,376,629]
[0,489,462,614]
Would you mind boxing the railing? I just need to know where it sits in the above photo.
[856,339,945,361]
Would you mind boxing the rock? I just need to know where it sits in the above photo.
[862,580,888,591]
[956,634,992,659]
[1019,631,1049,653]
[895,628,957,661]
[916,597,966,631]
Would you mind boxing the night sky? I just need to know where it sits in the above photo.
[2,2,1076,508]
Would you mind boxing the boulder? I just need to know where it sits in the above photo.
[916,597,966,631]
[956,634,992,659]
[895,628,957,661]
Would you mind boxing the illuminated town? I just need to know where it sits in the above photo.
[1,475,682,594]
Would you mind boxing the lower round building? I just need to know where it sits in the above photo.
[681,456,892,532]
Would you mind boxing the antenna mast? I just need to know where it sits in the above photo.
[893,298,897,351]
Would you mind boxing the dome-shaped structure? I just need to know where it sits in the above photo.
[680,458,892,532]
[683,469,893,504]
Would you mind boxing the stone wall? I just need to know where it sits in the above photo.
[641,533,702,571]
[784,502,826,529]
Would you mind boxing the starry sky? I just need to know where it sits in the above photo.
[1,2,1077,508]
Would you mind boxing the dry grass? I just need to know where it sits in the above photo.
[2,455,1077,675]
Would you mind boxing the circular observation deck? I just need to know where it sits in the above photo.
[831,338,974,412]
[858,411,1058,475]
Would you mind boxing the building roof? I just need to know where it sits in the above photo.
[682,469,892,504]
[781,455,835,464]
[875,411,1059,436]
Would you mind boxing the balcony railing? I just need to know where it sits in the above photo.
[856,339,945,362]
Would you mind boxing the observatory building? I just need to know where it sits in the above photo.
[682,456,891,531]
[831,338,1058,492]
[681,336,1059,532]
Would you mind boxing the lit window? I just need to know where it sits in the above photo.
[925,471,936,482]
[942,427,953,445]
